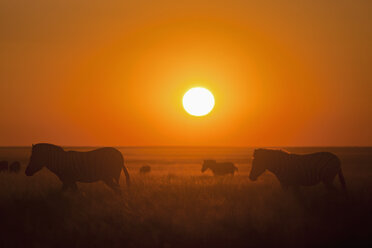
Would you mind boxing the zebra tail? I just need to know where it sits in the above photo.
[122,162,131,187]
[338,168,347,194]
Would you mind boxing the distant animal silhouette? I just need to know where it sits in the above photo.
[9,161,21,173]
[201,160,238,176]
[249,149,347,192]
[0,161,8,172]
[139,165,151,174]
[25,143,130,193]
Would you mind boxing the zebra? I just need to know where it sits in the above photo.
[9,161,21,173]
[249,148,347,192]
[139,165,151,174]
[0,160,8,172]
[25,143,130,193]
[201,160,238,176]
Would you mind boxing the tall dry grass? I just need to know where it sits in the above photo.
[0,148,371,247]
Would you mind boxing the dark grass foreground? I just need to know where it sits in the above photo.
[0,166,371,248]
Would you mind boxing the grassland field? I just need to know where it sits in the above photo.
[0,147,371,248]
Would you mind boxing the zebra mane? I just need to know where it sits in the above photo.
[253,148,290,158]
[33,143,64,152]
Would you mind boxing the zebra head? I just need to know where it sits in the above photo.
[25,144,47,176]
[201,160,215,173]
[249,149,267,181]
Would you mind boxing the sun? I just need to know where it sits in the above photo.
[182,87,215,116]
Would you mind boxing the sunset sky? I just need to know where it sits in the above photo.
[0,0,371,146]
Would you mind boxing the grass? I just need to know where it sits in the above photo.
[0,151,371,247]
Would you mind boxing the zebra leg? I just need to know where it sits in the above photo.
[113,174,120,184]
[323,173,338,192]
[104,179,122,194]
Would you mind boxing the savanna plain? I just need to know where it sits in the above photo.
[0,147,371,248]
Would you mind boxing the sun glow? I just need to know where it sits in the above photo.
[182,87,215,116]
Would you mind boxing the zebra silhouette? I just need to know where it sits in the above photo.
[249,149,346,192]
[25,143,130,193]
[139,165,151,174]
[201,160,238,176]
[9,161,21,173]
[0,161,8,172]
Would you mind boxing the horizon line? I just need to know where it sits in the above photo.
[1,145,372,148]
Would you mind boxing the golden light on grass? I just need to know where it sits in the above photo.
[183,87,215,117]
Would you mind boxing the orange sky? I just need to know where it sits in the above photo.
[0,0,371,146]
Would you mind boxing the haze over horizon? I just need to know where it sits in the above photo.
[1,0,371,146]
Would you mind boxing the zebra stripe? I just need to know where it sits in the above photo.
[25,143,130,192]
[249,149,347,192]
